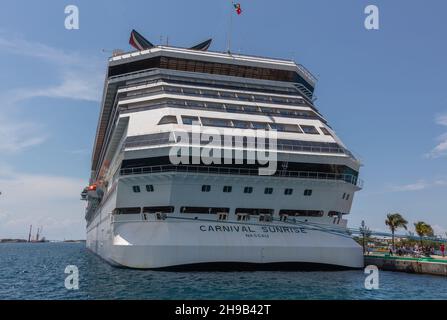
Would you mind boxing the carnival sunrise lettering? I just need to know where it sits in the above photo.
[199,225,307,233]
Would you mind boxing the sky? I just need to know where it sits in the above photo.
[0,0,446,240]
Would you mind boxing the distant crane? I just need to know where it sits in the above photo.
[35,226,43,242]
[28,225,32,242]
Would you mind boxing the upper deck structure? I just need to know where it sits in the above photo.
[90,46,322,181]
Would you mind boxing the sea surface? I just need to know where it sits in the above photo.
[0,242,446,300]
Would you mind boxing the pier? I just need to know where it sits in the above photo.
[364,255,447,276]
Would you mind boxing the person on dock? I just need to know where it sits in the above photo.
[441,243,445,258]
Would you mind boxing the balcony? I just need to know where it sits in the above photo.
[120,164,363,188]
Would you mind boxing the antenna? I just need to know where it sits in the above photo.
[227,1,233,53]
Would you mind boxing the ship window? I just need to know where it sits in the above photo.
[201,185,211,192]
[158,115,177,125]
[288,98,304,105]
[254,95,271,102]
[223,186,232,193]
[269,123,285,131]
[220,91,236,99]
[237,214,250,221]
[243,105,258,113]
[300,125,320,135]
[320,127,332,136]
[132,186,141,193]
[225,104,244,112]
[237,93,252,101]
[283,124,303,133]
[156,212,168,221]
[284,188,293,195]
[346,194,350,200]
[271,97,289,104]
[145,185,154,192]
[328,211,347,217]
[278,109,293,117]
[164,86,182,93]
[218,213,229,221]
[187,101,206,108]
[236,208,274,215]
[183,88,200,95]
[264,187,273,195]
[143,206,174,214]
[201,117,232,128]
[342,193,346,199]
[114,207,141,214]
[200,90,219,98]
[260,107,279,114]
[244,186,253,194]
[251,122,268,130]
[205,102,222,110]
[259,214,273,222]
[180,207,229,214]
[233,120,250,129]
[182,116,200,125]
[279,209,323,217]
[304,189,312,196]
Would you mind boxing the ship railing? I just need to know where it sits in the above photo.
[120,100,323,123]
[125,137,352,157]
[296,64,317,86]
[120,165,363,187]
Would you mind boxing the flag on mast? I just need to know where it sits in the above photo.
[233,3,242,15]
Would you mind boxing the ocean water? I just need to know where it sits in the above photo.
[0,242,446,300]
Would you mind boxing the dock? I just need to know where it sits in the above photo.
[365,255,447,277]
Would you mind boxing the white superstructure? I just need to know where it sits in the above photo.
[83,44,364,269]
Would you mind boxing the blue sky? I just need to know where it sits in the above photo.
[0,0,446,240]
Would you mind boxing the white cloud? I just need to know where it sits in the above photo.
[427,135,447,159]
[389,178,447,192]
[426,114,447,158]
[433,179,447,186]
[0,167,86,240]
[390,180,429,192]
[0,34,104,155]
[0,116,47,153]
[9,70,103,103]
[0,33,81,65]
[0,33,104,105]
[436,114,447,126]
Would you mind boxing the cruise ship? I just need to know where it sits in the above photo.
[83,33,364,270]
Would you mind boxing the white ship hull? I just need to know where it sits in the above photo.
[87,214,363,269]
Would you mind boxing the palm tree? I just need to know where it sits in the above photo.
[414,221,434,247]
[385,213,408,251]
[360,220,372,254]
